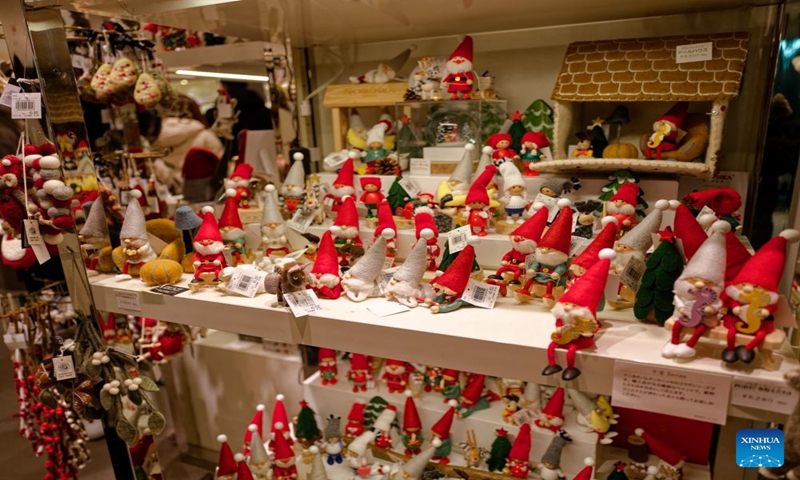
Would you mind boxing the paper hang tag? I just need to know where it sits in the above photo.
[370,267,397,297]
[283,289,323,317]
[398,177,421,199]
[11,92,42,119]
[52,355,77,381]
[621,256,646,293]
[226,268,268,298]
[23,219,43,246]
[534,193,560,223]
[4,323,27,350]
[100,108,112,125]
[119,188,131,206]
[410,158,431,176]
[0,83,21,108]
[382,256,395,270]
[217,102,233,119]
[287,210,315,234]
[569,236,591,257]
[285,247,309,261]
[697,205,716,232]
[447,225,472,253]
[511,408,534,426]
[71,54,86,69]
[524,253,537,275]
[368,302,410,317]
[461,279,500,309]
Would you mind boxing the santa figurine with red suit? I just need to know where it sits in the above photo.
[503,423,532,478]
[226,163,254,208]
[415,206,440,271]
[634,428,685,478]
[427,236,481,314]
[645,102,688,160]
[116,189,157,280]
[489,203,547,292]
[544,249,615,381]
[359,177,384,218]
[308,231,342,299]
[382,359,410,393]
[722,229,800,364]
[331,196,363,270]
[443,36,475,100]
[323,156,356,215]
[604,182,640,234]
[271,422,297,480]
[347,353,371,393]
[318,348,338,385]
[219,189,247,265]
[191,206,227,284]
[535,387,565,432]
[463,165,497,237]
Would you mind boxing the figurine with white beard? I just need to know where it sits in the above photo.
[442,36,474,100]
[323,156,356,215]
[604,182,639,235]
[191,206,227,286]
[386,230,436,308]
[116,189,156,280]
[281,155,306,216]
[330,196,364,270]
[488,204,547,291]
[261,184,290,257]
[342,228,395,302]
[225,163,254,208]
[308,231,342,299]
[610,199,672,275]
[218,189,248,265]
[79,198,111,276]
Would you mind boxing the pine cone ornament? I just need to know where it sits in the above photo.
[404,88,421,102]
[374,157,400,176]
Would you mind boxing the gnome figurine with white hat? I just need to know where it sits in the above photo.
[537,429,572,480]
[386,230,436,308]
[400,437,442,480]
[498,162,529,224]
[342,228,395,302]
[308,446,329,480]
[663,220,730,359]
[436,144,474,216]
[248,424,272,478]
[544,248,615,381]
[611,199,673,275]
[427,236,481,314]
[116,189,156,280]
[191,206,227,289]
[261,184,291,257]
[79,198,111,276]
[344,430,375,471]
[567,389,617,444]
[281,154,307,215]
[361,121,393,173]
[373,405,397,449]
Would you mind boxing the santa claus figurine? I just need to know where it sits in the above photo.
[191,206,227,285]
[347,353,371,393]
[345,400,366,437]
[116,189,157,280]
[360,177,384,218]
[489,133,515,163]
[515,199,572,306]
[535,387,565,432]
[281,155,306,215]
[428,236,481,314]
[443,35,474,100]
[323,156,356,215]
[271,423,298,480]
[308,231,342,299]
[219,189,248,265]
[414,206,440,271]
[663,221,730,359]
[489,204,547,292]
[226,163,254,208]
[605,182,640,234]
[463,165,497,237]
[519,131,550,176]
[722,229,800,364]
[331,196,363,270]
[318,347,338,386]
[382,359,410,393]
[544,249,616,381]
[503,423,532,478]
[645,102,688,160]
[402,391,424,456]
[261,185,290,257]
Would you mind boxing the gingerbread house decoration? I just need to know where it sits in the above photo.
[535,32,749,178]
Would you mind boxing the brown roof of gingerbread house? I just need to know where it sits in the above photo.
[552,32,749,102]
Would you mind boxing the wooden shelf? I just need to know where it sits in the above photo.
[531,158,712,177]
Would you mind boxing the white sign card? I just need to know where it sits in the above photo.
[731,378,799,416]
[0,83,21,107]
[114,291,142,312]
[676,42,714,64]
[410,158,431,176]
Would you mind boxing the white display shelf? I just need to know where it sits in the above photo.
[91,273,798,423]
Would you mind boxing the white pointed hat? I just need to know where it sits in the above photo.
[346,430,375,456]
[262,184,284,224]
[373,406,396,431]
[401,437,441,480]
[678,220,730,285]
[618,199,672,253]
[308,446,329,480]
[248,424,270,467]
[499,161,524,190]
[367,123,388,146]
[391,232,433,284]
[477,145,493,174]
[119,190,147,240]
[347,229,395,282]
[567,389,597,417]
[80,198,108,239]
[284,158,306,188]
[449,144,475,185]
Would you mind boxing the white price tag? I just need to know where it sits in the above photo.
[4,323,27,350]
[0,83,21,107]
[612,360,731,425]
[398,177,421,199]
[283,289,323,317]
[569,236,591,257]
[620,255,646,293]
[226,268,268,298]
[23,219,43,246]
[11,92,42,119]
[410,158,431,176]
[370,267,397,297]
[367,302,410,317]
[447,225,471,254]
[524,253,537,275]
[114,291,142,311]
[676,41,713,64]
[287,210,315,234]
[285,247,310,261]
[511,408,534,426]
[382,256,395,270]
[52,355,77,381]
[217,102,233,119]
[732,378,799,416]
[461,279,500,309]
[534,193,559,223]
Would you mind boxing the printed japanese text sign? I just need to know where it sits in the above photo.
[732,378,799,416]
[611,360,731,425]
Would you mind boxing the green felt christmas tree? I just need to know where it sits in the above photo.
[363,396,389,428]
[591,125,609,159]
[437,241,481,273]
[633,228,684,326]
[508,110,528,154]
[606,469,630,480]
[295,400,322,446]
[387,176,411,214]
[487,429,513,472]
[597,170,649,219]
[522,99,554,141]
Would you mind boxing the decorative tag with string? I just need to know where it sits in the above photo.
[11,92,42,119]
[17,130,50,264]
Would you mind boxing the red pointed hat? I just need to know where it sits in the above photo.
[728,231,799,291]
[334,158,355,188]
[350,353,369,370]
[508,423,532,461]
[449,35,473,62]
[231,162,254,180]
[672,204,708,261]
[375,201,397,238]
[431,237,479,294]
[460,374,485,406]
[219,190,244,230]
[195,207,223,243]
[271,422,294,459]
[466,165,497,205]
[216,434,237,476]
[237,459,255,480]
[542,387,565,419]
[558,248,615,316]
[635,428,685,467]
[571,218,618,269]
[319,347,336,360]
[511,205,548,243]
[312,231,340,276]
[403,391,422,431]
[658,101,689,128]
[271,394,290,440]
[521,131,550,148]
[572,458,595,480]
[243,404,266,452]
[726,232,752,282]
[489,133,512,148]
[360,177,381,190]
[348,400,366,421]
[609,182,639,206]
[682,187,742,216]
[334,196,359,229]
[415,207,439,245]
[431,400,458,439]
[538,200,573,254]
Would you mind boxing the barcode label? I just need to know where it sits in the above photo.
[569,236,591,257]
[0,83,21,107]
[227,268,268,298]
[534,193,559,223]
[11,93,41,119]
[287,210,314,233]
[461,279,500,309]
[621,256,646,293]
[398,177,421,199]
[284,289,323,317]
[370,267,397,297]
[447,225,471,253]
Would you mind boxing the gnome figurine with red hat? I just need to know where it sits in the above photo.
[427,236,481,314]
[569,217,618,289]
[261,185,291,257]
[226,162,255,208]
[331,196,364,270]
[374,201,397,266]
[216,434,238,480]
[515,199,573,306]
[605,182,640,234]
[535,387,565,432]
[402,390,424,456]
[645,102,689,160]
[489,204,547,292]
[544,249,615,381]
[382,359,410,393]
[572,458,595,480]
[271,422,298,480]
[503,423,532,478]
[463,165,498,237]
[347,353,371,393]
[359,177,384,218]
[664,221,730,359]
[489,134,515,163]
[323,156,356,215]
[443,36,475,100]
[345,400,366,437]
[190,206,227,288]
[318,347,338,385]
[431,400,458,464]
[520,131,550,176]
[308,230,342,299]
[634,428,686,477]
[722,230,800,363]
[219,189,248,265]
[415,206,440,271]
